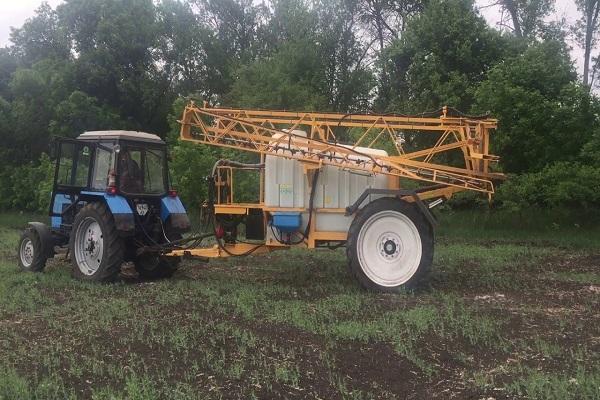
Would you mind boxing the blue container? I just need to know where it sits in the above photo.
[272,212,302,232]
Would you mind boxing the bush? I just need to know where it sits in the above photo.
[494,162,600,211]
[0,154,54,213]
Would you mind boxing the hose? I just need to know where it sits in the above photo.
[211,159,264,176]
[269,168,320,246]
[206,159,265,256]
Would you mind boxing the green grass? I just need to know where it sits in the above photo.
[506,368,600,400]
[0,209,599,398]
[437,208,600,248]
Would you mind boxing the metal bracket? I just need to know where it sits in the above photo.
[344,188,438,228]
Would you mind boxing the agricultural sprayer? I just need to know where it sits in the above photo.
[18,102,502,291]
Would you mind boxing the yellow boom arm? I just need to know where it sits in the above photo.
[179,102,502,197]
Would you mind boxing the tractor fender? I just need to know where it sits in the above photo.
[27,222,55,258]
[160,196,191,232]
[79,191,135,232]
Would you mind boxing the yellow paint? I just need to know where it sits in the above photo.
[170,101,504,259]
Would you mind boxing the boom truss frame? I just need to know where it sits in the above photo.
[179,102,503,197]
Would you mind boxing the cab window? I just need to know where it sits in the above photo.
[91,147,114,190]
[56,142,91,187]
[118,146,167,195]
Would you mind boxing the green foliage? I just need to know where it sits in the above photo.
[227,40,330,110]
[9,3,70,65]
[0,0,599,213]
[0,153,54,212]
[0,49,18,98]
[227,0,376,112]
[475,40,596,173]
[48,91,123,137]
[495,162,600,210]
[169,142,218,209]
[7,59,74,161]
[581,129,600,164]
[385,0,511,112]
[506,368,600,400]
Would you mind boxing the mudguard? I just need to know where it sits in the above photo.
[80,191,135,232]
[27,222,55,258]
[160,196,191,232]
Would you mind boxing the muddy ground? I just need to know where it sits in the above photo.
[0,219,599,399]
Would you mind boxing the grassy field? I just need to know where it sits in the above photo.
[0,210,599,399]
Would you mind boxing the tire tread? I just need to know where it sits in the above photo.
[69,202,124,282]
[18,228,47,272]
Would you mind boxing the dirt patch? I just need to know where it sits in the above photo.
[334,341,423,397]
[534,253,600,274]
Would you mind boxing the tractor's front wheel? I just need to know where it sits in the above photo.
[70,202,124,282]
[18,228,47,272]
[346,197,433,292]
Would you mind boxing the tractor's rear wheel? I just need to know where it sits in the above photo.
[70,202,124,282]
[17,228,47,272]
[346,197,433,292]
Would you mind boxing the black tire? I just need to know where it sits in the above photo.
[346,197,433,292]
[135,254,180,280]
[69,202,124,282]
[17,228,47,272]
[135,231,181,279]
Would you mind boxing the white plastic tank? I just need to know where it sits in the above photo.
[264,131,389,232]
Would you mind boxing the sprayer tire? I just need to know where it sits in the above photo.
[346,197,433,292]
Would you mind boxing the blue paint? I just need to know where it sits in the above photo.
[51,216,62,229]
[272,212,302,232]
[80,191,132,214]
[51,193,73,228]
[160,196,186,221]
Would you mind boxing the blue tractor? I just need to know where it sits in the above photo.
[17,131,191,282]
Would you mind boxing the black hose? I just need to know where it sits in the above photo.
[302,167,320,238]
[212,213,264,256]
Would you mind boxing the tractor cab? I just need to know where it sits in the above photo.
[18,131,190,282]
[51,131,179,230]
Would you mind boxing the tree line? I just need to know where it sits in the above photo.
[0,0,599,212]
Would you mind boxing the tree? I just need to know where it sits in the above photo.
[226,40,330,110]
[574,0,600,88]
[0,49,18,99]
[157,0,231,100]
[9,2,70,65]
[497,0,554,39]
[59,0,171,133]
[8,59,73,160]
[356,0,425,106]
[384,0,509,112]
[226,1,374,112]
[316,0,375,111]
[48,90,124,137]
[474,40,597,173]
[193,0,269,62]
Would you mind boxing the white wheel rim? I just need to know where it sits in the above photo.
[356,210,422,287]
[20,238,34,267]
[74,217,104,276]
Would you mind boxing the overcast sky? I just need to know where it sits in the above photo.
[0,0,586,76]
